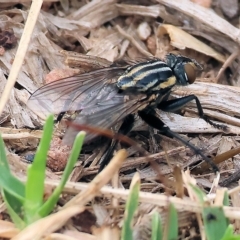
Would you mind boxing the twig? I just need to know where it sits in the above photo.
[215,50,240,82]
[156,0,240,44]
[0,0,43,115]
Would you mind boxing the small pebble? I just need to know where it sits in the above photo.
[137,22,151,41]
[25,154,35,162]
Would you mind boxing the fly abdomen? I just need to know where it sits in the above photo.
[117,60,175,93]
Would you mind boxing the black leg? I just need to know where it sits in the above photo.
[99,114,135,172]
[56,111,66,123]
[157,95,227,130]
[138,108,219,172]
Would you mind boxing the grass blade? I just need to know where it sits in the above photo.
[223,191,230,206]
[0,135,25,201]
[2,189,25,229]
[221,225,240,240]
[38,131,85,217]
[24,115,54,223]
[203,207,229,240]
[164,203,178,240]
[121,173,140,240]
[151,212,162,240]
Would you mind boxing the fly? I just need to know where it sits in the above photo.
[27,53,226,172]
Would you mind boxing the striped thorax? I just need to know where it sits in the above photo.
[117,53,202,94]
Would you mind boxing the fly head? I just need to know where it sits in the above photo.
[165,53,203,86]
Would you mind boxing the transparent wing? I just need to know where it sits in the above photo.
[63,85,147,143]
[27,66,126,117]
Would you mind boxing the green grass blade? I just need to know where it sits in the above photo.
[0,136,10,171]
[165,203,178,240]
[221,225,240,240]
[121,174,140,240]
[54,131,85,187]
[151,212,162,240]
[3,189,22,216]
[203,207,229,240]
[223,191,230,206]
[24,115,54,223]
[0,135,25,201]
[2,189,25,229]
[38,131,85,217]
[190,184,206,204]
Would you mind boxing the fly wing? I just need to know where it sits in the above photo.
[27,67,126,118]
[63,85,147,143]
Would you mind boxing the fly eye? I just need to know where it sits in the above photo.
[184,63,196,84]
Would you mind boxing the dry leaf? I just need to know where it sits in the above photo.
[0,220,20,238]
[92,226,120,240]
[157,24,226,62]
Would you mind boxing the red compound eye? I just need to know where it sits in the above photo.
[184,63,196,84]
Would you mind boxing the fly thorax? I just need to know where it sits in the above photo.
[117,60,174,93]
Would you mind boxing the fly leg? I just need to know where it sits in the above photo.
[138,107,219,172]
[157,95,227,130]
[56,111,65,123]
[99,114,135,172]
